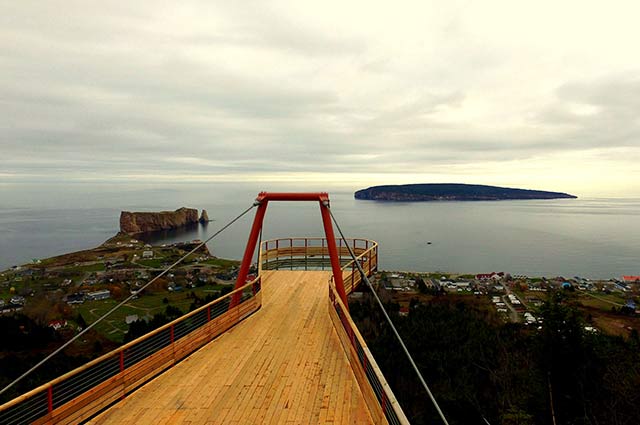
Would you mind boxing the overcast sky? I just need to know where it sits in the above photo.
[2,1,639,196]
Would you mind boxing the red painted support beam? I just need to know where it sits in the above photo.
[256,192,329,202]
[231,201,268,308]
[319,201,349,309]
[231,192,349,310]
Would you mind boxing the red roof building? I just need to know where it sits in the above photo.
[476,272,504,280]
[48,319,68,330]
[622,276,640,283]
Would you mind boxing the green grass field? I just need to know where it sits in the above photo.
[67,263,106,273]
[200,258,240,268]
[72,283,231,342]
[137,258,167,268]
[578,292,625,310]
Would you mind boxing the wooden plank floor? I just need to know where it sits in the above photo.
[89,271,374,425]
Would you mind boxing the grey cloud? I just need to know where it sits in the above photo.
[1,2,639,186]
[535,73,640,150]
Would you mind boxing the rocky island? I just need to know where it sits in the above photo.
[199,209,210,224]
[355,183,577,201]
[120,207,200,234]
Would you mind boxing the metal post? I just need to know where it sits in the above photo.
[319,201,349,309]
[231,200,268,307]
[47,386,53,413]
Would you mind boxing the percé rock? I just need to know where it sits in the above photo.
[199,209,210,223]
[355,183,577,202]
[119,208,199,234]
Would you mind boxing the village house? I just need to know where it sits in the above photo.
[86,289,111,301]
[48,319,68,330]
[10,295,26,305]
[476,272,504,281]
[454,281,471,290]
[66,293,85,304]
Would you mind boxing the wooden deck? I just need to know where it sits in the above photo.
[89,271,374,425]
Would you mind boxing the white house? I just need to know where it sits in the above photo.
[86,290,111,301]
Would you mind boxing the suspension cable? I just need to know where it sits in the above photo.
[326,205,450,425]
[0,202,257,397]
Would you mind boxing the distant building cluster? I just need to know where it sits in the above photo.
[369,268,640,334]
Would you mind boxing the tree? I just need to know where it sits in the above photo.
[415,277,428,293]
[76,313,87,329]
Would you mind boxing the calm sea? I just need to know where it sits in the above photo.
[1,183,638,279]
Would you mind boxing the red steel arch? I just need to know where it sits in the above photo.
[232,192,349,309]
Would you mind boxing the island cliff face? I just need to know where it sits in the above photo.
[199,209,210,223]
[120,208,199,234]
[355,184,577,201]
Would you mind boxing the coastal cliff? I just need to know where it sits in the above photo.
[199,209,210,223]
[355,183,577,201]
[120,208,199,234]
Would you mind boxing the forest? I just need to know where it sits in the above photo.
[349,290,640,425]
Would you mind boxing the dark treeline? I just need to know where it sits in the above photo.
[0,315,91,403]
[349,291,640,425]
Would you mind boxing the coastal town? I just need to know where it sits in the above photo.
[371,270,640,338]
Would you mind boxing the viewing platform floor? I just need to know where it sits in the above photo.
[89,270,374,424]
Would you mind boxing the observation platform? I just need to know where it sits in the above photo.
[90,270,372,424]
[1,234,407,425]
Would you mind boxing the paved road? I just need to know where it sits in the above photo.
[501,295,520,323]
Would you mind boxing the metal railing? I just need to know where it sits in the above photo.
[261,237,408,424]
[260,237,370,271]
[0,277,262,425]
[329,286,408,425]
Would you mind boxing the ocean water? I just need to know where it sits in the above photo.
[0,183,638,279]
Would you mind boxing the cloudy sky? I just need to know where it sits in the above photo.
[2,1,639,196]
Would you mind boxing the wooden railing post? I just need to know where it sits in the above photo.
[351,262,355,290]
